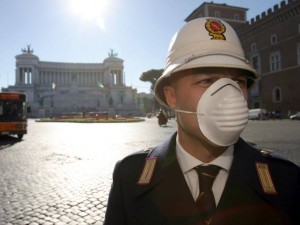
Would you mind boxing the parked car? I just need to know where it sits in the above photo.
[290,112,300,120]
[248,108,267,120]
[270,110,282,119]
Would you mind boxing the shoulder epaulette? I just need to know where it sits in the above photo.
[136,147,157,185]
[137,156,157,185]
[256,162,277,194]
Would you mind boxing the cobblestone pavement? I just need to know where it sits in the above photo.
[0,118,176,225]
[0,141,112,225]
[0,118,299,225]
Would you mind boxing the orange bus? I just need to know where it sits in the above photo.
[0,93,28,139]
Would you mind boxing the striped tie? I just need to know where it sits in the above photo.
[195,165,220,225]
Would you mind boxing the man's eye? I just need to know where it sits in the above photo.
[234,79,247,87]
[196,79,214,86]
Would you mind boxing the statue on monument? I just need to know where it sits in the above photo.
[21,45,34,54]
[108,49,118,57]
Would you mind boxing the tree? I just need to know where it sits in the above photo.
[139,69,164,91]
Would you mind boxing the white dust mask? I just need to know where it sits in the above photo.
[175,78,249,146]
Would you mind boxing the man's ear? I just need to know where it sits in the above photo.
[163,85,176,109]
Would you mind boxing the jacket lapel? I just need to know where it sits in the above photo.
[214,138,286,225]
[135,133,202,225]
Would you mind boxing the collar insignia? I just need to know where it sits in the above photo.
[138,157,157,185]
[205,18,226,40]
[256,162,277,194]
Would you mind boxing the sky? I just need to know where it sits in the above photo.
[0,0,282,93]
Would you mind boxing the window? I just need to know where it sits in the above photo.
[270,34,277,45]
[234,13,240,20]
[119,92,125,104]
[251,43,257,52]
[270,52,281,71]
[251,55,260,73]
[272,87,282,102]
[215,11,220,18]
[249,80,261,97]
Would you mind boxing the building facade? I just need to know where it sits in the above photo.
[185,2,248,29]
[238,0,300,117]
[2,47,144,118]
[186,0,300,118]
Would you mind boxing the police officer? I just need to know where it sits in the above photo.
[104,18,300,225]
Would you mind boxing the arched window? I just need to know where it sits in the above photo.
[272,87,282,102]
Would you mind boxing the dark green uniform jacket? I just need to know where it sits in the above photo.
[104,133,300,225]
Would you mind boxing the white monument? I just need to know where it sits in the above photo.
[2,46,144,118]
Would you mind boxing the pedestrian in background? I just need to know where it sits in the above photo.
[104,17,300,225]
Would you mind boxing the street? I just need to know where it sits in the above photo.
[0,118,299,224]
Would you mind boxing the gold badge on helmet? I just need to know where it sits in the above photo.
[205,18,226,40]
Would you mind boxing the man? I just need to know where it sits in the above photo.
[104,18,300,225]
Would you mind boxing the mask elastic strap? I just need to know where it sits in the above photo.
[174,109,206,116]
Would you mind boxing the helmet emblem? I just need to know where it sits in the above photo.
[205,19,226,40]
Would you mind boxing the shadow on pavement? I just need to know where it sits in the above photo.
[0,135,22,150]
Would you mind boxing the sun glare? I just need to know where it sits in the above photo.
[69,0,109,29]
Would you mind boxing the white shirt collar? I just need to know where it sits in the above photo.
[176,136,234,174]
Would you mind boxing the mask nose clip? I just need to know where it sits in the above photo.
[210,83,241,96]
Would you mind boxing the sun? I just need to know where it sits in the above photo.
[68,0,109,29]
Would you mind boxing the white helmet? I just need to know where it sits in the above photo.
[154,17,258,108]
